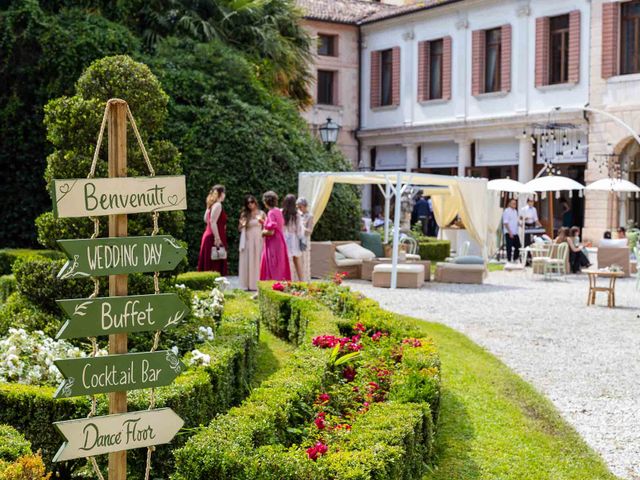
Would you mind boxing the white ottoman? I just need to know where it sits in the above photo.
[372,263,425,288]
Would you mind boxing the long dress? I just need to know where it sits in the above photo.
[197,205,228,275]
[300,211,314,281]
[259,208,291,282]
[284,213,303,281]
[238,213,264,290]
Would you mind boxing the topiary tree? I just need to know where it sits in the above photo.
[148,38,361,268]
[36,55,184,248]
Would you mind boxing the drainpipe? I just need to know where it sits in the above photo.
[356,25,363,170]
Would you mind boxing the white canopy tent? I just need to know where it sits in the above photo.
[298,171,502,289]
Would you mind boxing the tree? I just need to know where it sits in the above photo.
[36,55,184,248]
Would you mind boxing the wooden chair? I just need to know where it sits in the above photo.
[530,243,551,276]
[544,243,569,280]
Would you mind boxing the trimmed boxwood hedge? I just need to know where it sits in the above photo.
[173,283,441,479]
[0,249,64,276]
[418,240,451,263]
[0,294,260,479]
[175,271,221,291]
[0,424,32,462]
[0,275,16,303]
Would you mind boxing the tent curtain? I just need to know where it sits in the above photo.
[298,174,335,222]
[430,189,460,227]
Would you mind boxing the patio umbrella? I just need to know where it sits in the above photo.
[487,178,535,194]
[525,175,585,236]
[585,178,640,193]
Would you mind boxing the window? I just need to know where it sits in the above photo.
[429,39,443,99]
[380,49,393,106]
[484,28,502,92]
[317,34,337,57]
[621,1,640,75]
[317,70,335,105]
[549,15,570,83]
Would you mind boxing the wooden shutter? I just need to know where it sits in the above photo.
[535,16,550,87]
[417,41,430,102]
[370,50,381,108]
[568,10,581,83]
[500,24,512,92]
[602,2,620,79]
[443,36,452,100]
[472,29,485,95]
[392,46,401,106]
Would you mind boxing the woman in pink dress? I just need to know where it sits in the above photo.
[259,191,291,282]
[197,185,228,275]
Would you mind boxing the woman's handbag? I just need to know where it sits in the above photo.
[211,246,228,260]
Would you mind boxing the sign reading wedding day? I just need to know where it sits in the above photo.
[53,408,184,462]
[54,350,185,398]
[56,294,188,339]
[52,176,187,218]
[57,235,187,279]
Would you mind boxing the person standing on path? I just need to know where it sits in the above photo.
[259,191,291,282]
[297,197,314,282]
[503,198,521,262]
[197,184,228,275]
[238,194,264,290]
[282,194,304,281]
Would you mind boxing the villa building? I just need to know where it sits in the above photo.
[298,0,640,241]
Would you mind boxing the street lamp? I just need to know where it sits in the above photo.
[319,117,341,151]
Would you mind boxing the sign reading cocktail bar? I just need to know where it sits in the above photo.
[52,176,187,218]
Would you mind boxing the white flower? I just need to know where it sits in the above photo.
[175,283,187,289]
[171,346,179,356]
[188,349,211,366]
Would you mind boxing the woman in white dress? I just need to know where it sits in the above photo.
[238,195,265,291]
[282,194,304,281]
[297,197,314,282]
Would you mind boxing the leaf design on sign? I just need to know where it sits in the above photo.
[165,351,182,373]
[59,255,90,280]
[73,301,92,317]
[163,237,182,250]
[165,310,185,329]
[62,377,75,397]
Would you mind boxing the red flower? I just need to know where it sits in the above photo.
[306,441,328,461]
[343,366,357,382]
[312,335,340,348]
[317,393,330,404]
[367,381,380,392]
[402,338,422,348]
[272,282,285,291]
[371,331,383,342]
[353,322,366,333]
[314,414,326,430]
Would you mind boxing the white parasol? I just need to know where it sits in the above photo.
[525,175,585,192]
[487,178,535,194]
[585,178,640,193]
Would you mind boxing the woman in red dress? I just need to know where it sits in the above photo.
[197,185,228,275]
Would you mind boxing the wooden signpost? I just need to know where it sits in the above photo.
[56,294,187,339]
[51,99,188,480]
[57,236,187,279]
[53,408,184,462]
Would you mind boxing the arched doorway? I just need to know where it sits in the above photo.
[616,138,640,228]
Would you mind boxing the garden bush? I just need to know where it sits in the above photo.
[0,250,63,276]
[0,295,260,479]
[418,240,451,262]
[0,425,31,462]
[0,276,16,303]
[173,283,440,479]
[0,424,51,480]
[175,271,220,291]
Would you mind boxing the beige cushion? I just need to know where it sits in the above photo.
[599,239,627,248]
[406,253,421,261]
[335,258,363,267]
[373,263,425,274]
[436,262,485,271]
[336,242,376,260]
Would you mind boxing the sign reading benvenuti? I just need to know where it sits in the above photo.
[52,176,187,218]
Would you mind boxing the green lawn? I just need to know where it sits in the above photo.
[418,319,617,480]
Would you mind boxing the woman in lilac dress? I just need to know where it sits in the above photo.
[197,185,228,275]
[259,191,291,282]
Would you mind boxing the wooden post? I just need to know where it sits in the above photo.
[108,99,128,480]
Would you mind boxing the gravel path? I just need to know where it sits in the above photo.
[345,271,640,479]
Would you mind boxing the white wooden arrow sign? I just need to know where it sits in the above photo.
[53,408,183,462]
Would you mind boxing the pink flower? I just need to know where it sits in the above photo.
[317,393,330,404]
[353,322,366,333]
[402,338,422,348]
[314,414,326,430]
[306,441,328,461]
[371,331,383,342]
[312,335,340,348]
[272,282,285,291]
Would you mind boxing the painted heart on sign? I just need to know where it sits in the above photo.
[59,183,71,194]
[168,195,179,206]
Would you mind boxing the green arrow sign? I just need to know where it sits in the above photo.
[56,294,188,339]
[53,408,184,462]
[54,351,185,398]
[57,236,187,279]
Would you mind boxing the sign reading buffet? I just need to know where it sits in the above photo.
[52,176,187,218]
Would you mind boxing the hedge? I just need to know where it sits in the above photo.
[418,240,451,262]
[0,276,16,303]
[0,425,31,462]
[0,295,260,479]
[175,271,221,291]
[0,250,64,276]
[173,284,441,479]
